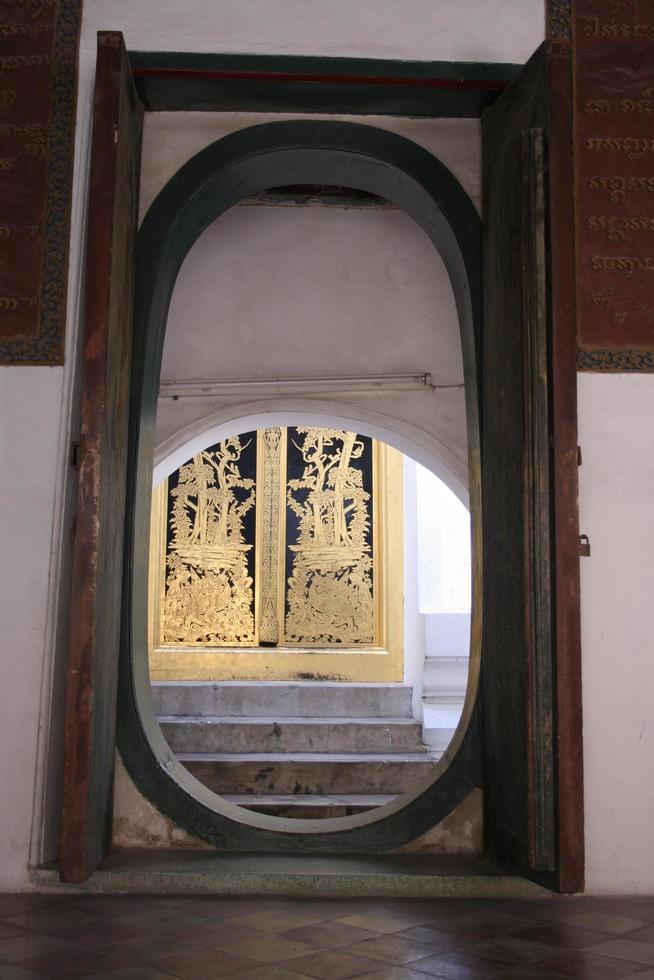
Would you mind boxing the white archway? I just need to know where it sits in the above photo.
[153,398,469,506]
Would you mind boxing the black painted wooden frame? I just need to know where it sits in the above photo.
[118,120,484,852]
[129,51,520,117]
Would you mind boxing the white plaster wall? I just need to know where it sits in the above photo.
[578,374,654,895]
[80,0,544,64]
[139,112,483,224]
[403,457,425,718]
[0,370,66,888]
[157,200,470,487]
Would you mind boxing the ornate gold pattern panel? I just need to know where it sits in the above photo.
[256,427,286,644]
[161,435,257,645]
[149,428,404,682]
[284,428,374,645]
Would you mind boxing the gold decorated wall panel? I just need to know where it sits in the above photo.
[148,428,404,682]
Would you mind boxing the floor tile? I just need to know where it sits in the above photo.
[227,910,326,933]
[101,935,197,964]
[353,970,447,980]
[452,911,546,934]
[344,934,437,965]
[280,923,379,950]
[1,909,101,935]
[114,907,208,933]
[0,934,74,964]
[153,947,257,979]
[628,925,654,943]
[501,950,646,978]
[396,925,493,950]
[19,949,127,979]
[219,935,317,963]
[561,911,650,936]
[271,902,374,921]
[174,898,279,919]
[166,921,266,948]
[0,899,56,921]
[277,949,382,979]
[47,920,149,947]
[334,912,438,936]
[0,966,51,980]
[70,897,178,920]
[0,926,27,944]
[464,935,566,967]
[508,923,614,948]
[586,937,654,965]
[80,970,179,980]
[230,968,317,980]
[384,950,498,978]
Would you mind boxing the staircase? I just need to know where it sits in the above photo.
[151,681,437,818]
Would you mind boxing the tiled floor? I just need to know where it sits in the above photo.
[1,893,654,979]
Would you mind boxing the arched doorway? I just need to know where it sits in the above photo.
[118,119,483,851]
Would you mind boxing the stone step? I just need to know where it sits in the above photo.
[223,793,396,819]
[151,681,413,719]
[179,751,437,795]
[159,716,427,755]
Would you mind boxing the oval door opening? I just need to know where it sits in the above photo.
[119,120,482,851]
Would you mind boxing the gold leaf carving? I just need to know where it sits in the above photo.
[285,428,374,644]
[162,437,256,645]
[259,427,282,644]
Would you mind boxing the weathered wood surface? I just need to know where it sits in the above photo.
[60,32,142,883]
[482,41,583,893]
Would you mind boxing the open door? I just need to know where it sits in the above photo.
[60,33,142,883]
[481,41,583,892]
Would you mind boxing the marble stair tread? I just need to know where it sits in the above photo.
[151,680,413,718]
[179,751,437,794]
[158,715,427,754]
[157,715,422,724]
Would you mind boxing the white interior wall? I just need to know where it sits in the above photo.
[156,195,469,489]
[403,456,425,718]
[8,0,653,897]
[578,375,654,895]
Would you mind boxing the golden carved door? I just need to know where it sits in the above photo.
[148,427,404,681]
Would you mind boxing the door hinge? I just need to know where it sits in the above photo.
[577,445,582,466]
[579,533,591,557]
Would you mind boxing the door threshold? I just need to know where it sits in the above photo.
[33,851,551,898]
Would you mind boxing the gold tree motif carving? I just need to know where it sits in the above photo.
[285,428,374,644]
[162,437,256,644]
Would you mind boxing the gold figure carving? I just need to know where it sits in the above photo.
[162,438,256,645]
[285,428,374,644]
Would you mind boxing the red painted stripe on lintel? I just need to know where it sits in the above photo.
[131,66,509,91]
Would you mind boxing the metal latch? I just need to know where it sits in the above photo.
[70,441,81,469]
[579,534,591,557]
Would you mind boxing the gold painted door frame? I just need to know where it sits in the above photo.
[148,428,404,681]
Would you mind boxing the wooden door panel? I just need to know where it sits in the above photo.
[59,33,142,883]
[481,41,583,891]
